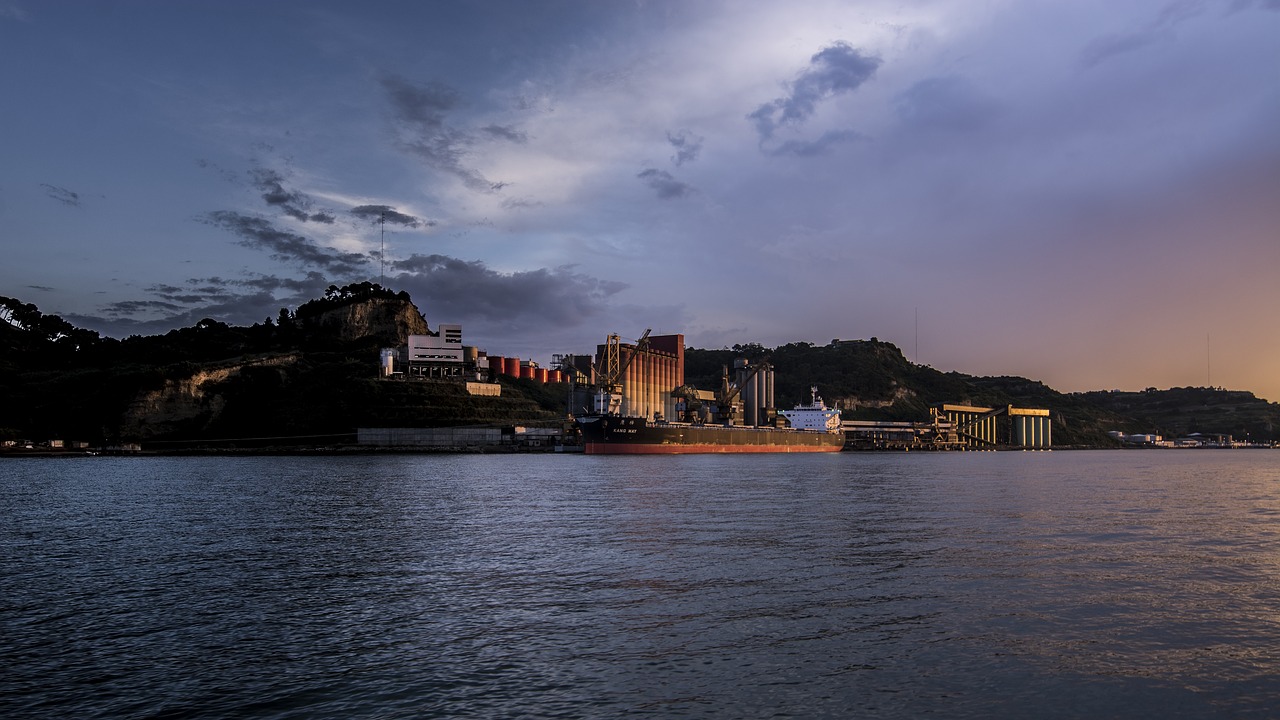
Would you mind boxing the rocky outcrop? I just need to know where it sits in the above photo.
[830,385,917,411]
[119,354,299,440]
[300,297,430,346]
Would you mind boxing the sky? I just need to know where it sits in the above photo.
[2,0,1278,400]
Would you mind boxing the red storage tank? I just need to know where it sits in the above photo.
[548,369,562,383]
[535,368,549,383]
[520,364,534,379]
[488,356,504,374]
[504,357,521,377]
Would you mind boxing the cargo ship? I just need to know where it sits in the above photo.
[577,387,845,454]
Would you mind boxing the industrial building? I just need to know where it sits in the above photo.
[931,404,1052,449]
[605,333,684,421]
[841,405,1053,451]
[382,324,469,379]
[380,323,566,386]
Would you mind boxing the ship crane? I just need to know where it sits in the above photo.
[590,328,651,416]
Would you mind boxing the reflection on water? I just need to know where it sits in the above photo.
[2,451,1279,718]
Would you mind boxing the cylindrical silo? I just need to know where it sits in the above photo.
[380,348,396,377]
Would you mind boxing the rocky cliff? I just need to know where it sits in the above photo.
[119,354,300,440]
[299,296,430,346]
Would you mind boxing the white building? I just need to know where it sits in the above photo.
[408,324,463,363]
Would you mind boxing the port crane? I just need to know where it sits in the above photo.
[590,328,651,416]
[713,359,770,425]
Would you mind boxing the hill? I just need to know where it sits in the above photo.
[4,290,1276,447]
[0,285,563,446]
[683,340,1136,447]
[684,339,1279,446]
[1081,387,1280,443]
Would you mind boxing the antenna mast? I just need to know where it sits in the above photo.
[380,212,386,287]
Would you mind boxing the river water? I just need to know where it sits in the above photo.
[3,451,1279,718]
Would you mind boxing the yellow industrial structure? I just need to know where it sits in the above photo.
[932,404,1052,450]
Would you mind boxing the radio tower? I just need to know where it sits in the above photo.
[380,212,386,287]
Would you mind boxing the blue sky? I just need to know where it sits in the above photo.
[2,0,1278,400]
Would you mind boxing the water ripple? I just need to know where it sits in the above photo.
[3,451,1279,717]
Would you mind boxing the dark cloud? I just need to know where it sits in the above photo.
[749,42,881,143]
[251,167,334,223]
[203,211,370,273]
[481,124,528,143]
[99,299,187,317]
[667,130,703,166]
[767,130,865,157]
[26,285,54,292]
[67,271,337,336]
[894,76,998,132]
[382,74,459,129]
[350,204,430,228]
[381,74,508,193]
[501,196,542,210]
[40,183,80,207]
[69,254,623,341]
[389,254,627,327]
[178,272,335,305]
[637,168,693,199]
[145,281,236,305]
[196,158,240,183]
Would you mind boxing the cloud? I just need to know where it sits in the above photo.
[381,74,508,193]
[389,254,627,327]
[667,130,704,166]
[98,299,188,317]
[251,167,335,223]
[767,129,864,157]
[894,76,998,132]
[1079,32,1159,67]
[501,196,542,210]
[637,168,694,199]
[67,271,337,335]
[1079,0,1207,67]
[202,211,370,274]
[481,124,528,143]
[0,4,28,21]
[40,183,80,207]
[68,252,625,344]
[748,41,881,143]
[350,204,430,228]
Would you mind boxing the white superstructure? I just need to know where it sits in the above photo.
[780,386,842,432]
